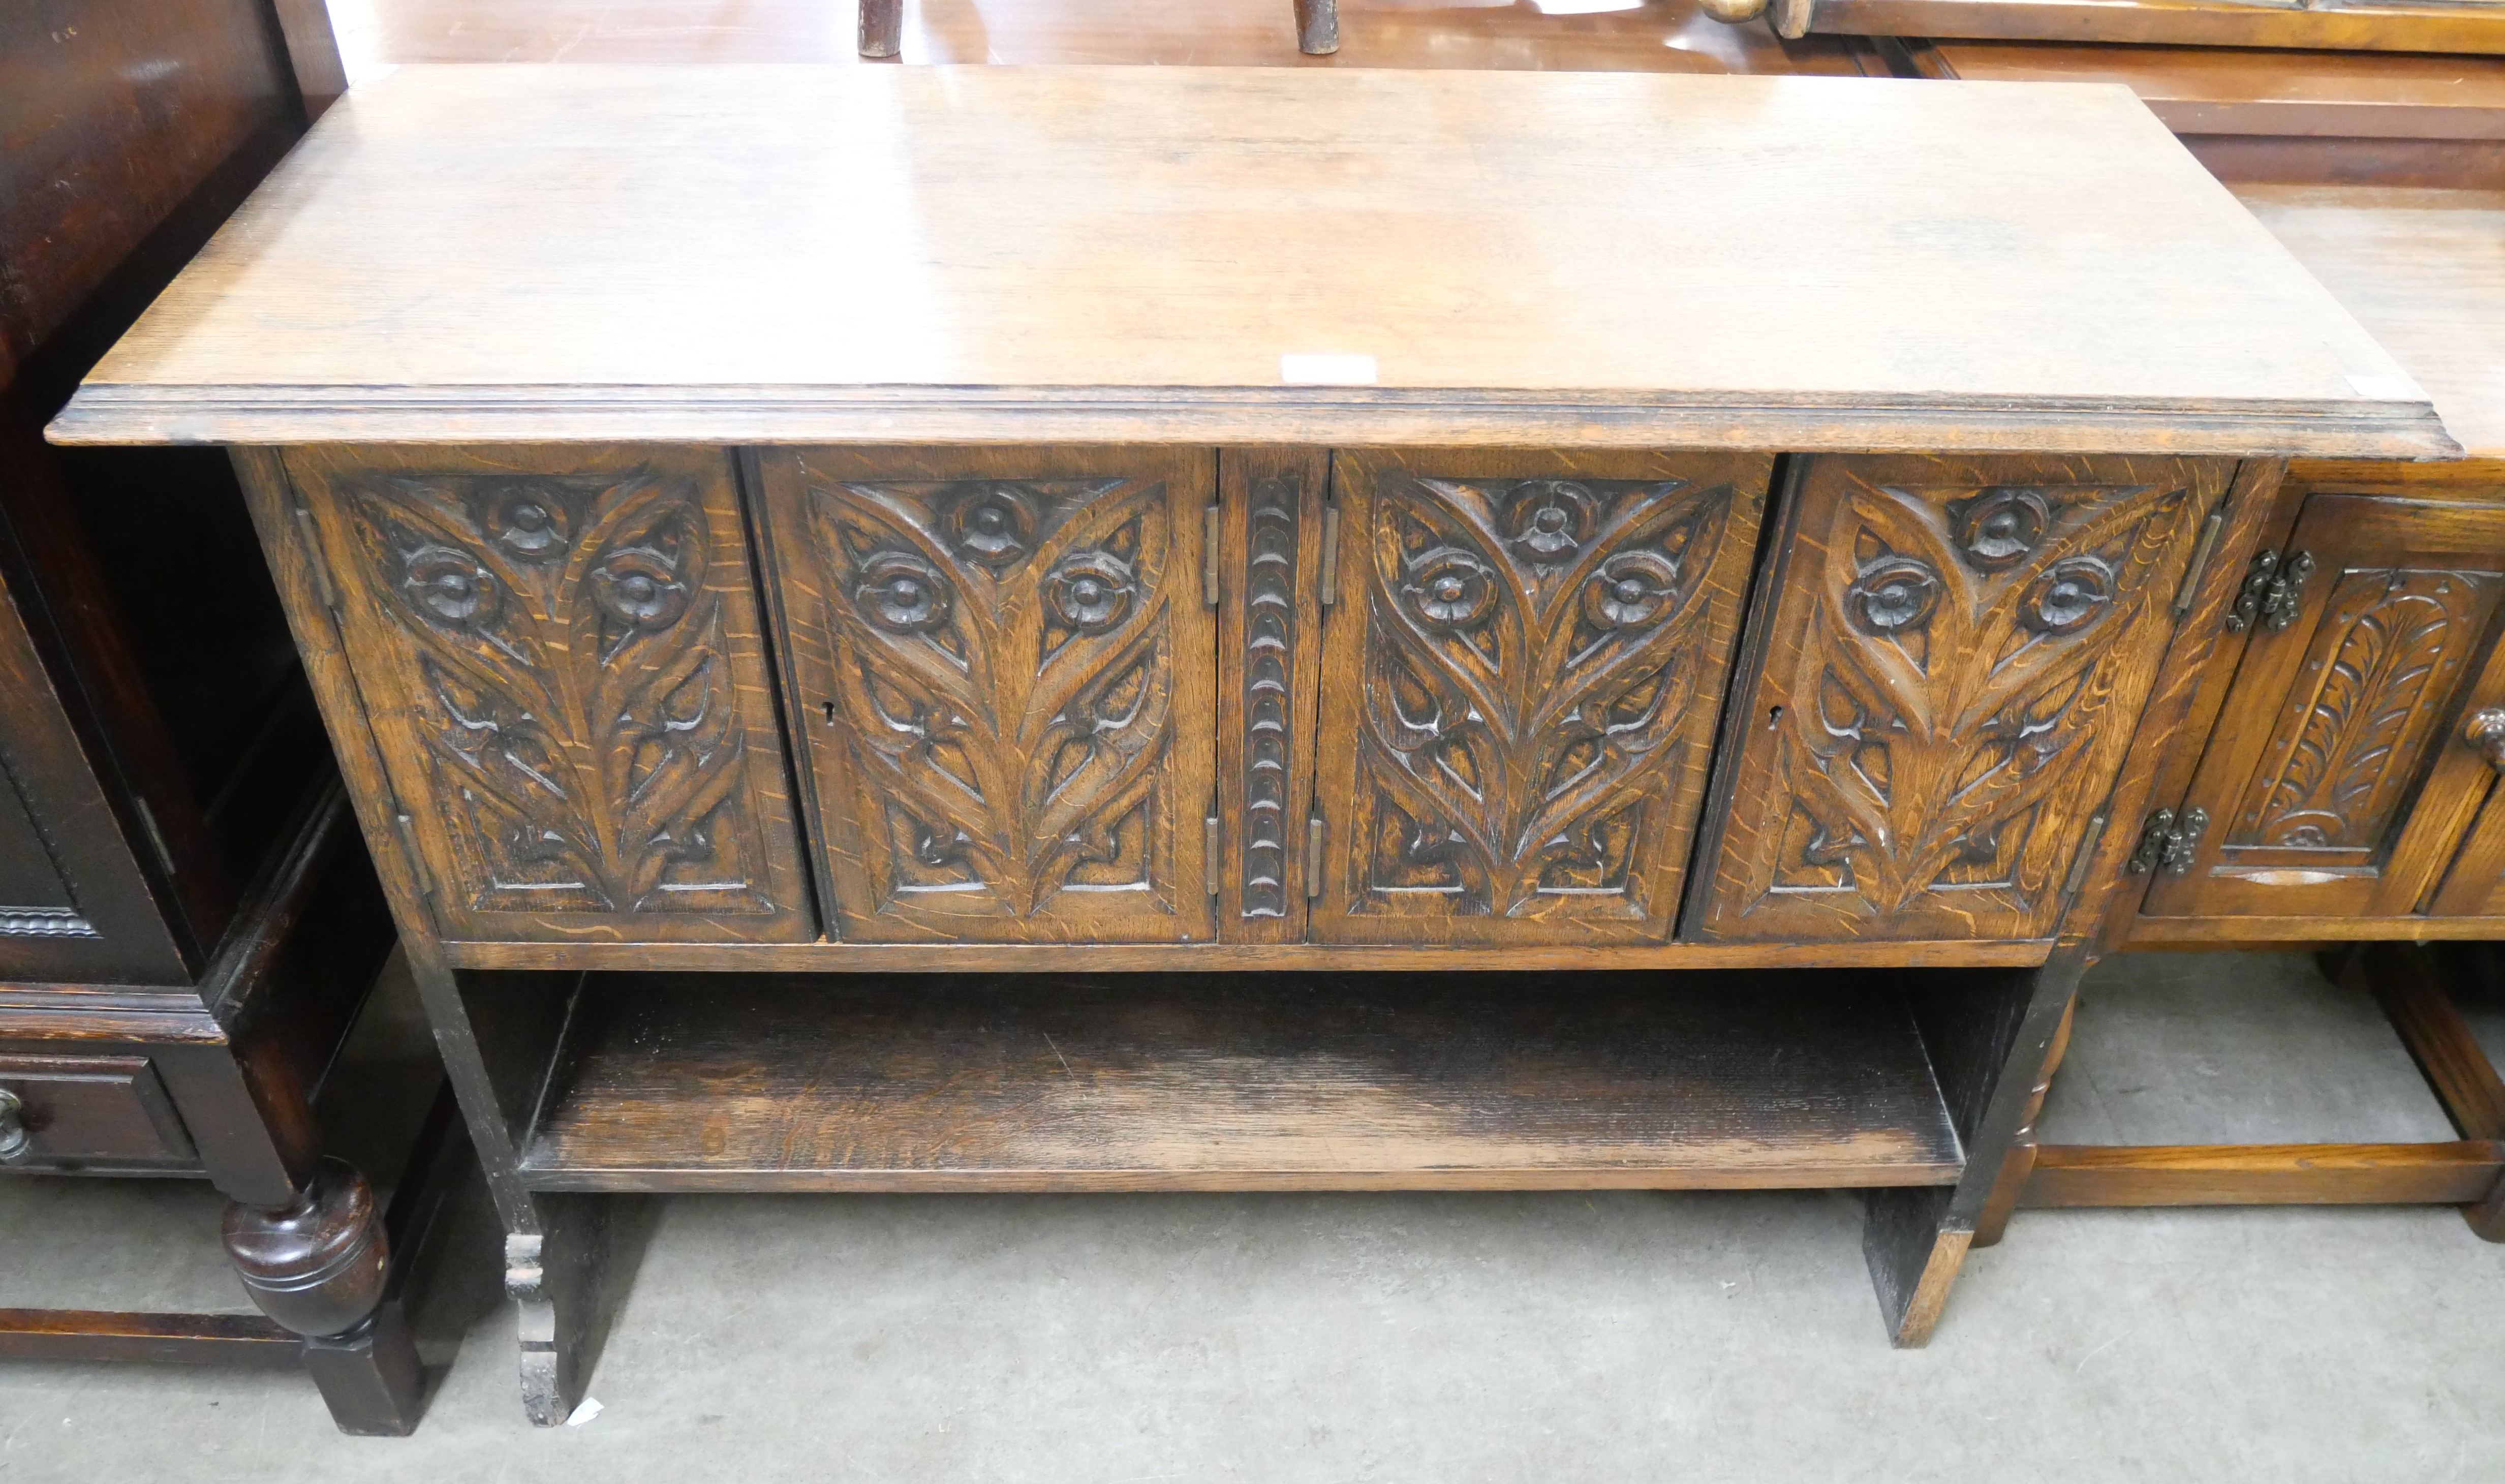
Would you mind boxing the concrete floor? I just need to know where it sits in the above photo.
[6,952,2505,1481]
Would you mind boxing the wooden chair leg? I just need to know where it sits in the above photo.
[1295,0,1339,54]
[224,1156,425,1435]
[859,0,903,58]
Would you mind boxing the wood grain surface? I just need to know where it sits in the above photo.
[2237,187,2505,459]
[2021,1141,2505,1207]
[2139,493,2505,922]
[519,972,1966,1190]
[441,935,2054,972]
[1916,40,2505,141]
[1692,454,2230,942]
[49,65,2446,457]
[1308,449,1771,944]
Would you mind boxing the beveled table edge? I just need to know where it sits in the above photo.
[47,383,2462,460]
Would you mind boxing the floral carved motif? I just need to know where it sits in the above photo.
[1348,474,1734,918]
[803,475,1180,919]
[342,470,775,916]
[1757,476,2194,917]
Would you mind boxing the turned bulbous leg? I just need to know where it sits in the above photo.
[223,1157,425,1435]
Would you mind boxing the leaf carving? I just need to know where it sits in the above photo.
[1350,474,1731,918]
[2239,572,2496,853]
[343,469,772,915]
[808,474,1180,918]
[1752,474,2197,921]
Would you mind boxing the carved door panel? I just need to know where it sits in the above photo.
[282,446,817,944]
[0,565,190,983]
[756,447,1218,944]
[2142,496,2505,920]
[1692,455,2228,943]
[1306,450,1773,946]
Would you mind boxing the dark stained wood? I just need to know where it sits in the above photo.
[1695,455,2230,943]
[281,444,817,945]
[0,1309,301,1367]
[442,935,2054,974]
[0,1053,192,1163]
[1215,449,1329,941]
[1970,994,2071,1248]
[755,445,1219,945]
[2140,494,2505,922]
[522,973,1967,1192]
[2022,1141,2505,1207]
[1309,450,1771,945]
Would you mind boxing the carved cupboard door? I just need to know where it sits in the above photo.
[1306,450,1773,945]
[2141,495,2505,921]
[1691,455,2229,943]
[755,447,1218,944]
[281,446,817,944]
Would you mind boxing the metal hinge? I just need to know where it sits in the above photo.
[1304,815,1326,899]
[1317,502,1343,607]
[1204,794,1221,896]
[394,810,437,898]
[1202,504,1221,609]
[2224,548,2314,634]
[2124,807,2208,877]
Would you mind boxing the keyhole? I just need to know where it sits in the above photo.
[823,701,838,726]
[1767,705,1783,729]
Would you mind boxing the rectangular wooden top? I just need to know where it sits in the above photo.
[50,64,2453,457]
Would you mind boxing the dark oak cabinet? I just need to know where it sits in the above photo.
[273,444,2225,956]
[2135,480,2505,931]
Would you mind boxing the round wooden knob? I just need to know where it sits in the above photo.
[2467,708,2505,772]
[0,1089,29,1163]
[1696,0,1772,20]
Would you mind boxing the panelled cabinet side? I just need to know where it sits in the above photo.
[753,445,1220,945]
[1306,449,1774,946]
[1692,454,2238,944]
[275,445,817,945]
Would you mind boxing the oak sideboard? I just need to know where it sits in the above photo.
[48,63,2460,1420]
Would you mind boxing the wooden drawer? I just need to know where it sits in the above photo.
[0,1054,195,1166]
[281,445,818,944]
[755,446,1220,944]
[1692,455,2230,942]
[1305,449,1773,945]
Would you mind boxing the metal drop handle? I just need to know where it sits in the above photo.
[2467,708,2505,772]
[0,1089,30,1163]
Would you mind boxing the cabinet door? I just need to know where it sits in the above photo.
[1307,450,1772,946]
[1693,455,2227,943]
[284,446,817,944]
[2143,496,2505,920]
[757,447,1218,944]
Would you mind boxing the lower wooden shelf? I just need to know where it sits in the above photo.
[517,973,1967,1194]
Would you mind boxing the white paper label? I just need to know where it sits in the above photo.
[2345,374,2419,400]
[1280,354,1378,386]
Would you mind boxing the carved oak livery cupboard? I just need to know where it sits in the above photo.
[46,63,2459,1420]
